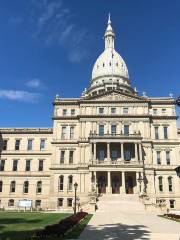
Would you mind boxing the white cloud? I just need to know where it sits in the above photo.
[29,0,89,62]
[26,79,41,88]
[0,90,40,103]
[68,49,87,63]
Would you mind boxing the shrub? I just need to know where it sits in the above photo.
[35,212,88,238]
[164,213,180,220]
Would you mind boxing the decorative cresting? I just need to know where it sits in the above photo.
[85,14,136,98]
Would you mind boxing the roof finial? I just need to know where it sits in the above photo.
[108,12,111,25]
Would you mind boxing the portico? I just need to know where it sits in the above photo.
[91,141,143,164]
[91,170,144,195]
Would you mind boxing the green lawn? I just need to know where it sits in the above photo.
[0,211,70,240]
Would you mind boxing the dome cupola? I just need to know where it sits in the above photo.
[86,14,135,97]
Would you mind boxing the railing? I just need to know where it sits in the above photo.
[90,159,142,165]
[89,132,141,139]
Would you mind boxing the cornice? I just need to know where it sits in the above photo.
[53,114,151,120]
[0,128,53,134]
[150,116,178,120]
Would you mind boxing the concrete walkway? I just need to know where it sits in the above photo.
[79,195,180,240]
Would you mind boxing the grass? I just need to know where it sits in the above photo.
[0,211,70,240]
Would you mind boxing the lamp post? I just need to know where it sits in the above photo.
[74,182,78,215]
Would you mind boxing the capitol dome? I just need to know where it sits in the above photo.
[84,14,135,97]
[92,48,129,80]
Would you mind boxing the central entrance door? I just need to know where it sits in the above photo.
[112,176,120,194]
[125,176,134,194]
[98,176,106,194]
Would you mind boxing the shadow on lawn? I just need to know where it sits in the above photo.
[0,218,41,225]
[79,223,151,240]
[0,229,36,240]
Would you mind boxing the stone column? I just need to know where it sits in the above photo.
[121,171,126,193]
[136,172,140,194]
[107,171,111,194]
[139,143,143,162]
[90,143,93,163]
[135,143,138,162]
[121,143,124,161]
[107,142,110,162]
[93,143,96,162]
[94,171,97,193]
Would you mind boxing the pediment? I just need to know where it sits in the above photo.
[84,90,147,102]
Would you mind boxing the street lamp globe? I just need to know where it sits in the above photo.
[74,182,78,190]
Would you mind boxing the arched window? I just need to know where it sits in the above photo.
[23,181,29,194]
[10,181,16,193]
[158,176,163,192]
[59,176,64,191]
[168,176,173,192]
[68,175,73,191]
[36,181,42,194]
[0,181,3,192]
[8,199,14,207]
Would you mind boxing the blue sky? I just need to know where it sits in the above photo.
[0,0,180,127]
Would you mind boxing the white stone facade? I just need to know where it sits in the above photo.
[0,16,180,211]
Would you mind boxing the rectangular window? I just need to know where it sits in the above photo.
[69,151,74,164]
[70,126,75,139]
[12,160,18,171]
[10,181,16,193]
[38,160,44,171]
[159,177,163,192]
[37,182,42,194]
[162,108,166,114]
[71,109,75,115]
[99,125,104,136]
[111,150,118,161]
[124,125,129,135]
[163,126,168,139]
[168,177,173,192]
[2,140,8,151]
[63,109,67,116]
[154,127,159,139]
[0,181,3,192]
[25,160,31,171]
[111,125,116,135]
[157,151,161,165]
[123,107,129,114]
[153,109,157,115]
[15,139,20,150]
[0,160,5,171]
[27,139,33,151]
[166,151,170,165]
[124,150,131,161]
[61,126,66,139]
[40,139,45,150]
[67,198,73,207]
[99,108,104,114]
[60,151,65,164]
[111,108,116,114]
[99,150,105,161]
[58,198,63,207]
[169,200,175,209]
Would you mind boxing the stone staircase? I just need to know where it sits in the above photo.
[97,194,146,213]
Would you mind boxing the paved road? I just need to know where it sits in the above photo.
[79,195,180,240]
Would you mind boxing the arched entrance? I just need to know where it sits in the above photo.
[125,176,134,194]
